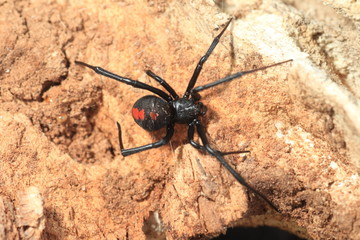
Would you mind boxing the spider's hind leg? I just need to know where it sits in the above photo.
[116,122,175,156]
[145,70,179,99]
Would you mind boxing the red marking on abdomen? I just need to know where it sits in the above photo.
[150,112,159,120]
[132,108,145,120]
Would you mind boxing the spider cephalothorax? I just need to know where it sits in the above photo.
[75,18,292,211]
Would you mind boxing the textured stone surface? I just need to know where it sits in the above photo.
[0,0,359,239]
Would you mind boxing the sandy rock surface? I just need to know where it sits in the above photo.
[0,0,359,239]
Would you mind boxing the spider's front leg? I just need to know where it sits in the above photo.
[191,120,279,212]
[187,123,249,156]
[183,18,233,98]
[116,122,174,156]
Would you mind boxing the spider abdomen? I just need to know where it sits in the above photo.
[132,95,173,131]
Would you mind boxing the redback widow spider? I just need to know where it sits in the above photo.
[75,18,292,211]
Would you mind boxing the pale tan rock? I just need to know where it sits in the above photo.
[15,187,45,240]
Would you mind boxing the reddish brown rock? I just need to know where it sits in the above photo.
[0,0,359,239]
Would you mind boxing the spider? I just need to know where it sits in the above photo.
[75,18,292,211]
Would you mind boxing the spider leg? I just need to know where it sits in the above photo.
[145,70,179,99]
[193,120,279,212]
[188,124,249,156]
[191,59,293,94]
[75,61,172,102]
[116,122,174,156]
[183,18,233,98]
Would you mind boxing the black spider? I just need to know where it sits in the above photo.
[75,18,292,211]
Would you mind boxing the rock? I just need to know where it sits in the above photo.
[0,0,359,239]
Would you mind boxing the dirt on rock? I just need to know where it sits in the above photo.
[0,0,359,240]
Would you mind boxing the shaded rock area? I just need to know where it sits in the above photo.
[0,0,359,239]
